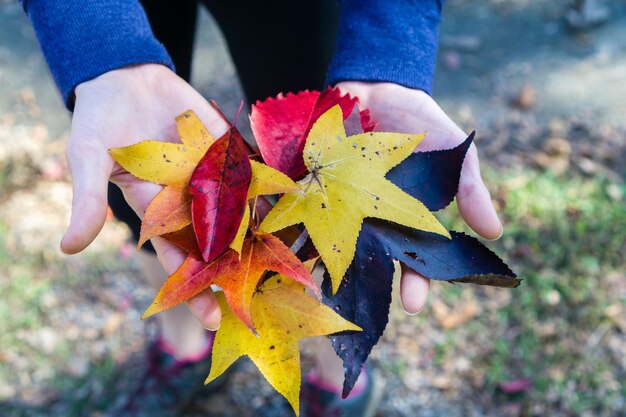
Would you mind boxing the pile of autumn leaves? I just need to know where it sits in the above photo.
[109,88,519,415]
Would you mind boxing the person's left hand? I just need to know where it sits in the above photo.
[336,81,503,315]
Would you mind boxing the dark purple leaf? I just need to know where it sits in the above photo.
[321,234,394,399]
[324,221,519,396]
[367,220,520,287]
[323,135,519,396]
[387,132,474,211]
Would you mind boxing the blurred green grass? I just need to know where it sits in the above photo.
[434,168,626,414]
[0,219,137,417]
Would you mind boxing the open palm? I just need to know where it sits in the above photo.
[337,82,502,314]
[63,64,228,328]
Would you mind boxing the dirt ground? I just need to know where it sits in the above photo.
[1,1,625,416]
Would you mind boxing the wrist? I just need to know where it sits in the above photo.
[336,81,430,109]
[75,64,175,100]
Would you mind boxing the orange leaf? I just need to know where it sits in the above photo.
[162,225,201,256]
[138,185,192,249]
[143,232,319,331]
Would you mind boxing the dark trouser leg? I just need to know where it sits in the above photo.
[140,0,198,82]
[107,0,198,253]
[202,0,339,103]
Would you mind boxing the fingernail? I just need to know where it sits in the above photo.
[188,294,221,331]
[404,306,423,316]
[488,225,504,241]
[203,305,222,331]
[204,322,220,332]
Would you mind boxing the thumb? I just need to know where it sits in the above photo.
[61,138,113,254]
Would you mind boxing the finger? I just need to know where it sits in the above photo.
[187,290,222,331]
[151,235,188,275]
[457,145,503,240]
[400,263,430,315]
[112,172,163,215]
[151,236,222,330]
[61,139,113,254]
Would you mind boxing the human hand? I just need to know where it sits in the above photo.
[337,81,503,314]
[62,64,228,329]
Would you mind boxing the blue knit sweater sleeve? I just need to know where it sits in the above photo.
[327,0,443,95]
[22,0,174,108]
[23,1,441,108]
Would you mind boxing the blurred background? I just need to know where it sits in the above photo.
[1,0,625,416]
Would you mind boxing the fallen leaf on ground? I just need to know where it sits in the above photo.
[435,300,481,330]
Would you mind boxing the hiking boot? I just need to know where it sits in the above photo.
[301,365,383,417]
[104,333,229,417]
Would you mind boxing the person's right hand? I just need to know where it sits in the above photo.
[62,63,227,330]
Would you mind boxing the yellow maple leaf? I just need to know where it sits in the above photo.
[260,105,450,293]
[207,273,360,415]
[174,109,215,152]
[109,111,297,250]
[108,110,214,247]
[229,160,299,254]
[109,110,213,185]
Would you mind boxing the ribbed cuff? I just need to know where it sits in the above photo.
[25,0,174,109]
[327,0,443,95]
